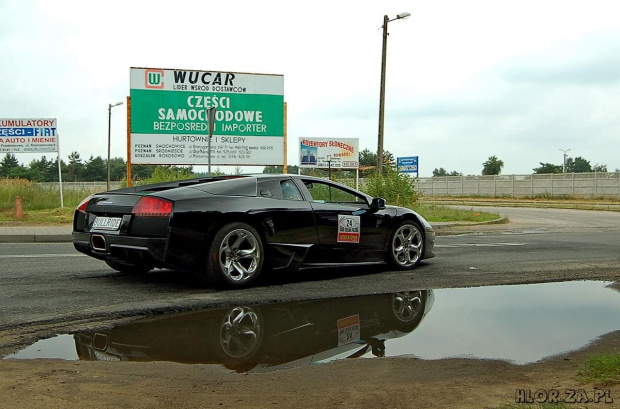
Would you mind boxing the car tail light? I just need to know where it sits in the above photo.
[132,196,172,217]
[76,196,93,213]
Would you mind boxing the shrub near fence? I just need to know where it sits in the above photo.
[416,172,620,199]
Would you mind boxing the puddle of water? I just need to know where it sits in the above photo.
[384,281,620,364]
[6,334,78,361]
[4,281,620,372]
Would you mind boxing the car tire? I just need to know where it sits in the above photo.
[212,306,264,371]
[381,290,427,332]
[388,220,424,270]
[205,222,265,287]
[105,260,153,275]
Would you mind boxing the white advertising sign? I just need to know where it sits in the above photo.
[130,67,284,166]
[0,118,58,153]
[299,137,359,169]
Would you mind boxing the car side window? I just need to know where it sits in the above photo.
[303,180,366,206]
[280,180,302,201]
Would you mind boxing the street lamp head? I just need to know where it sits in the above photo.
[396,12,411,19]
[110,101,124,108]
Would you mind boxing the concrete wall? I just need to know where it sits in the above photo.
[38,182,121,192]
[38,172,620,199]
[416,172,620,198]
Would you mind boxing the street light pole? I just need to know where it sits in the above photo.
[377,12,410,174]
[107,101,124,191]
[559,148,571,173]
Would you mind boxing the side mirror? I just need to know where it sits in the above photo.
[370,197,386,211]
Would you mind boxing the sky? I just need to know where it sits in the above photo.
[1,0,619,177]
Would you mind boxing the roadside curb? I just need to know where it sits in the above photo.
[431,217,508,236]
[0,225,73,243]
[0,234,73,243]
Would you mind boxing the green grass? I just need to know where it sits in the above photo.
[0,178,96,224]
[578,353,620,385]
[0,206,75,225]
[0,178,96,210]
[413,202,502,223]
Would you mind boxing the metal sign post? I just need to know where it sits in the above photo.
[207,107,216,176]
[56,136,64,208]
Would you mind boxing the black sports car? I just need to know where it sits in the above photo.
[73,174,435,287]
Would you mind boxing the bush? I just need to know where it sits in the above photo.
[362,170,418,208]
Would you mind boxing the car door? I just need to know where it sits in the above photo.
[295,178,393,264]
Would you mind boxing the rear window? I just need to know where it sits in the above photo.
[191,177,258,196]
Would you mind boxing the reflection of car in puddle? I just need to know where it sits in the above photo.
[74,290,434,372]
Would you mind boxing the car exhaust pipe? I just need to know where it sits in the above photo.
[92,333,109,351]
[91,234,107,252]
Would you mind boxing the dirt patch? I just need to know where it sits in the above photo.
[1,330,619,408]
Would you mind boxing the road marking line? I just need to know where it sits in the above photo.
[0,254,87,259]
[435,243,527,248]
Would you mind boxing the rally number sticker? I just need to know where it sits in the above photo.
[337,315,361,346]
[337,215,360,243]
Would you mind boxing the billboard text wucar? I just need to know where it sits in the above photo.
[130,67,284,166]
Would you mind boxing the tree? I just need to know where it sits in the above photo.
[482,156,504,175]
[27,156,54,181]
[533,162,562,174]
[51,158,66,181]
[433,168,462,177]
[359,148,376,168]
[382,151,396,171]
[82,156,107,181]
[0,153,21,177]
[262,165,300,174]
[65,151,84,181]
[109,157,127,181]
[358,148,377,177]
[131,164,156,180]
[358,148,396,175]
[592,163,607,172]
[565,157,592,173]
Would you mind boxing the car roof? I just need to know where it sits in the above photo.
[110,173,365,198]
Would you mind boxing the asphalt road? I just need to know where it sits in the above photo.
[1,206,619,353]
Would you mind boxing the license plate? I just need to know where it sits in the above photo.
[92,217,122,231]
